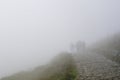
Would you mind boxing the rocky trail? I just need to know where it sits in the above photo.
[74,52,120,80]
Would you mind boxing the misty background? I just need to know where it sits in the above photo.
[0,0,120,78]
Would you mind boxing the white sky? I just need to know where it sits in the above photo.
[0,0,120,78]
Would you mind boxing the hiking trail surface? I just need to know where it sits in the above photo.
[74,52,120,80]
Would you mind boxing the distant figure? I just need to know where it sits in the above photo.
[70,41,86,53]
[70,43,75,53]
[76,41,86,53]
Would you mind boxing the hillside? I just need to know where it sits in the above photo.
[1,53,77,80]
[90,33,120,63]
[1,33,120,80]
[73,33,120,79]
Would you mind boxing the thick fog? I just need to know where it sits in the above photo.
[0,0,120,78]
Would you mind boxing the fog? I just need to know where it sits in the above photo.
[0,0,120,78]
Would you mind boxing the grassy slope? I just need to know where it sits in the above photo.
[1,53,77,80]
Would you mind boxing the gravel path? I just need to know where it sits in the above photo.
[74,52,120,80]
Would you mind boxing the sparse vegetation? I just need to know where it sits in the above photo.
[90,33,120,64]
[1,53,77,80]
[39,53,78,80]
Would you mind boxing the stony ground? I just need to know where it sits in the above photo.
[74,52,120,80]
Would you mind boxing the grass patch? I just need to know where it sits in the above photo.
[39,53,78,80]
[1,53,78,80]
